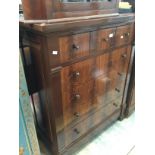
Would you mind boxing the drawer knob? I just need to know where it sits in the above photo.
[117,72,122,76]
[72,44,80,50]
[74,94,81,101]
[113,103,118,107]
[74,128,80,134]
[72,71,80,78]
[74,112,80,118]
[121,54,127,59]
[124,32,130,37]
[115,88,120,93]
[102,38,109,42]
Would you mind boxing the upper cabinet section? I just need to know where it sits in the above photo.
[21,0,119,20]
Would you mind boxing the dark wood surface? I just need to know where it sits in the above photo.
[20,13,135,155]
[21,0,119,19]
[125,50,135,117]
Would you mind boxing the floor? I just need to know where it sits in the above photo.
[40,112,135,155]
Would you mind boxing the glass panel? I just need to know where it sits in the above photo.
[60,0,112,3]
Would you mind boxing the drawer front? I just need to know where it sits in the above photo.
[115,24,134,47]
[62,97,121,147]
[61,58,94,89]
[62,80,94,127]
[48,33,90,66]
[93,73,125,108]
[109,46,132,76]
[91,27,116,52]
[87,97,122,131]
[97,28,116,51]
[59,33,90,62]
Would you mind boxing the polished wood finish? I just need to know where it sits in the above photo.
[21,0,119,19]
[20,13,135,155]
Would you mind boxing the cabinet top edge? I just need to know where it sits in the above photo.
[19,13,135,33]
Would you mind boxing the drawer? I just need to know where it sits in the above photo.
[91,27,116,52]
[88,97,122,130]
[109,46,132,74]
[59,33,90,62]
[62,97,121,147]
[93,73,125,107]
[61,58,95,89]
[62,80,95,127]
[115,24,134,47]
[48,33,90,66]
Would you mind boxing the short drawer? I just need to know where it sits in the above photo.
[91,27,116,52]
[115,24,134,47]
[62,97,121,147]
[48,32,90,66]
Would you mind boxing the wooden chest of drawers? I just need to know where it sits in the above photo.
[20,13,135,155]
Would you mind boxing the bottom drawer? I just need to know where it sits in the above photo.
[61,97,122,148]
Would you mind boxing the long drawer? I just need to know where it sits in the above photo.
[58,97,122,149]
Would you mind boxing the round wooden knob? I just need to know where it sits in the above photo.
[72,44,80,50]
[124,32,130,37]
[74,128,80,134]
[74,112,80,118]
[121,54,127,59]
[113,103,118,107]
[117,72,122,76]
[115,88,120,93]
[72,71,80,78]
[102,38,109,42]
[74,94,81,101]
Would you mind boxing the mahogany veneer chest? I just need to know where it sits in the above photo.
[20,13,135,155]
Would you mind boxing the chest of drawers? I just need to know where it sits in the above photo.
[20,13,135,155]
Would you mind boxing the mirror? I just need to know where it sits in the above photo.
[60,0,112,3]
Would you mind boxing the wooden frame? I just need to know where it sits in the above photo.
[22,0,119,19]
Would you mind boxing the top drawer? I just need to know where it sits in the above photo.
[115,23,134,47]
[48,33,90,66]
[91,27,116,53]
